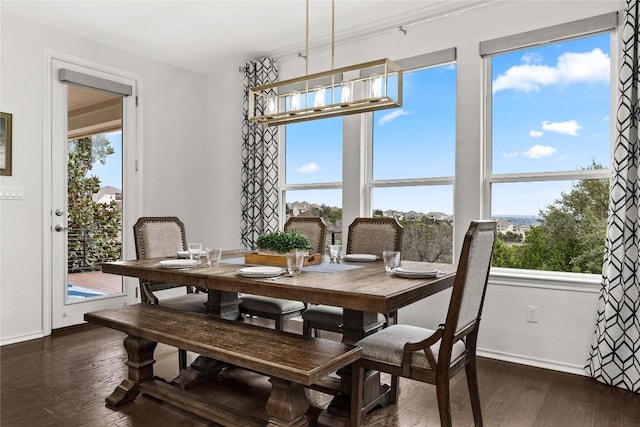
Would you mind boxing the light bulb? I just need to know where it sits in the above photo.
[314,86,326,108]
[370,75,382,98]
[267,96,277,114]
[341,82,352,103]
[290,91,300,111]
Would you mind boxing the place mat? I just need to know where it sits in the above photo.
[157,259,200,269]
[222,256,247,265]
[303,262,363,273]
[223,255,361,273]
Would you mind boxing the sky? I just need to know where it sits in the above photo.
[91,131,122,189]
[91,33,611,219]
[285,32,611,217]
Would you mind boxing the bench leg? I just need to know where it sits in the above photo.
[106,335,157,408]
[266,377,310,427]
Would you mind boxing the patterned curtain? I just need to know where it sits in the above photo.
[240,57,280,250]
[586,0,640,393]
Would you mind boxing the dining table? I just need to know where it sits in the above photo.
[101,250,456,424]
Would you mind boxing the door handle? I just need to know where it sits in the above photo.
[55,209,64,216]
[54,224,68,232]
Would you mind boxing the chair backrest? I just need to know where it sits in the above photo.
[284,216,327,254]
[442,220,497,347]
[346,217,403,258]
[133,216,187,260]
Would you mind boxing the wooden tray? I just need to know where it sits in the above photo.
[244,252,322,267]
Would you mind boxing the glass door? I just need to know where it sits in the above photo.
[51,59,137,329]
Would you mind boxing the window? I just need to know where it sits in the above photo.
[483,21,614,274]
[371,58,456,263]
[283,117,342,247]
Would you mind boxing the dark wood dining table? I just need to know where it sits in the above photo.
[101,250,455,424]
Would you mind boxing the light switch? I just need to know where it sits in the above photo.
[0,186,25,200]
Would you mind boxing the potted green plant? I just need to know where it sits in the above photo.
[255,230,312,255]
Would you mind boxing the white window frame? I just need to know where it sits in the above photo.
[366,49,457,213]
[280,49,458,238]
[481,13,618,281]
[278,122,343,230]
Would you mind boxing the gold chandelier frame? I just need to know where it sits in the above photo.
[248,1,403,126]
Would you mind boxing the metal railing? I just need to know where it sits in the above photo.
[67,227,122,273]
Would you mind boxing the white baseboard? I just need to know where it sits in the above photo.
[477,348,589,377]
[1,331,45,346]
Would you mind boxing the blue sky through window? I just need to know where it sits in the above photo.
[491,33,611,216]
[91,131,122,188]
[492,34,610,175]
[373,64,456,181]
[286,116,342,184]
[92,32,611,221]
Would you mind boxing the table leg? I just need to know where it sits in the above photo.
[205,290,243,320]
[172,290,241,390]
[106,335,157,408]
[326,310,389,420]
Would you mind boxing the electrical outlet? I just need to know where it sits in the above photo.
[527,305,539,323]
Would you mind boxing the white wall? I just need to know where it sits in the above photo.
[0,0,623,376]
[275,0,620,374]
[0,11,211,343]
[202,70,245,250]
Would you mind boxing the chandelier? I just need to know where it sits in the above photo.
[248,0,403,126]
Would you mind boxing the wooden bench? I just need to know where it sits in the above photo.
[84,303,361,427]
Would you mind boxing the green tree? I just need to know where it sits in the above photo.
[493,239,516,267]
[67,135,122,272]
[493,162,609,273]
[401,219,453,263]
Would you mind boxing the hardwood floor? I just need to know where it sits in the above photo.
[1,321,639,427]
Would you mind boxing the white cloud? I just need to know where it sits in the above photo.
[503,152,519,158]
[297,162,319,173]
[541,120,581,136]
[523,145,557,159]
[493,48,609,93]
[529,130,544,138]
[602,115,610,122]
[522,52,543,64]
[378,109,409,125]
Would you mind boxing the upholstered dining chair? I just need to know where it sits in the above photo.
[238,217,327,331]
[350,220,497,427]
[302,217,403,337]
[284,216,328,255]
[133,216,208,369]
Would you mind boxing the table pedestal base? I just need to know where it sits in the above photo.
[266,378,311,427]
[171,357,228,390]
[106,336,156,408]
[171,289,240,389]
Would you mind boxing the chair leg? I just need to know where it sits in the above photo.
[436,377,453,427]
[390,375,400,403]
[275,315,283,331]
[178,349,187,370]
[302,320,312,337]
[350,362,364,427]
[466,359,483,427]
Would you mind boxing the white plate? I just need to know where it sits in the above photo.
[238,266,286,278]
[177,250,205,258]
[394,266,441,278]
[157,259,201,269]
[343,254,378,262]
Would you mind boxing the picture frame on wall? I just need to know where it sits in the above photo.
[0,112,12,176]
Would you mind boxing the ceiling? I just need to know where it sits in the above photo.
[3,0,498,74]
